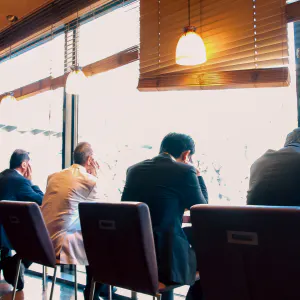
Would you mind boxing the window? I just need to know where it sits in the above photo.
[79,1,139,66]
[79,19,296,205]
[0,35,64,95]
[0,32,64,191]
[0,89,63,190]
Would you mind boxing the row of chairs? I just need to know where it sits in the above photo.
[1,201,300,300]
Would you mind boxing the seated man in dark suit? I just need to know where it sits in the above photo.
[247,128,300,206]
[0,149,44,290]
[0,149,43,204]
[121,133,208,300]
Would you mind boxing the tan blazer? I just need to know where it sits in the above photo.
[41,164,102,265]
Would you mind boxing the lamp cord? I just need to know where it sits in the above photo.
[188,0,191,26]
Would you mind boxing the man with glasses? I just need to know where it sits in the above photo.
[122,133,208,300]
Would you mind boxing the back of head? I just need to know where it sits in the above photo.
[73,142,93,166]
[9,149,30,169]
[285,128,300,147]
[159,132,195,158]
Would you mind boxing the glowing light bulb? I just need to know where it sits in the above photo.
[176,26,207,66]
[1,92,16,102]
[66,66,87,95]
[0,92,17,127]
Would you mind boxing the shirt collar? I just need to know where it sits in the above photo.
[14,169,23,177]
[72,164,88,173]
[161,152,177,162]
[283,143,300,153]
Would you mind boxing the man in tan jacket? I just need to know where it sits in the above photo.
[42,142,105,300]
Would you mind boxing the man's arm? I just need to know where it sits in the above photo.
[246,162,258,205]
[121,167,135,202]
[16,179,44,205]
[198,176,208,203]
[121,186,132,202]
[182,167,207,209]
[86,181,101,201]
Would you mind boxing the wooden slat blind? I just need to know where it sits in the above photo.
[0,0,132,62]
[138,0,289,91]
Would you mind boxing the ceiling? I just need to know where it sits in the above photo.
[0,0,52,33]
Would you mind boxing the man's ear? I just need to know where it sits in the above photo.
[21,161,27,170]
[87,156,92,166]
[181,150,191,163]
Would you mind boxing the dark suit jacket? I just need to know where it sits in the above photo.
[0,169,44,249]
[121,154,208,285]
[0,169,44,205]
[247,147,300,206]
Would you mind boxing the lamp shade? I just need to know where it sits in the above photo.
[176,26,207,66]
[2,92,16,102]
[0,93,17,126]
[66,67,87,95]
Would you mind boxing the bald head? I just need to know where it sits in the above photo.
[73,142,93,166]
[284,128,300,147]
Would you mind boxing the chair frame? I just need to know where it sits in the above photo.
[89,281,163,300]
[12,258,57,300]
[41,264,78,300]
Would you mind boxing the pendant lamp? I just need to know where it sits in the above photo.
[66,66,87,95]
[1,92,16,102]
[0,92,17,127]
[65,13,87,96]
[176,0,206,66]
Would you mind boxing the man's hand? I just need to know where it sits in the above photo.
[194,164,201,177]
[185,159,201,177]
[88,159,100,178]
[24,164,32,181]
[192,164,201,177]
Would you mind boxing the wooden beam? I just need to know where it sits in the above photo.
[286,1,300,23]
[138,68,290,91]
[83,46,139,76]
[6,77,52,101]
[0,46,139,102]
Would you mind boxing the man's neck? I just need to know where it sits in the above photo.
[162,152,177,162]
[284,143,300,153]
[14,168,24,176]
[73,163,88,172]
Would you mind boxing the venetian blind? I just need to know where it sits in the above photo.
[0,0,139,101]
[138,0,289,90]
[0,0,133,62]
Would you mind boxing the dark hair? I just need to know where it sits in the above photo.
[9,149,30,169]
[73,142,93,165]
[159,133,196,159]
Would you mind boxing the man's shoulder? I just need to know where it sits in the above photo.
[127,156,194,175]
[48,166,97,186]
[252,149,276,165]
[47,170,62,180]
[173,161,195,172]
[127,159,152,173]
[254,148,300,164]
[0,169,25,181]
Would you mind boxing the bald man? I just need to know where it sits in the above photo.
[42,142,106,300]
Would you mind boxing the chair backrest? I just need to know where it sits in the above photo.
[191,205,300,300]
[0,201,56,267]
[79,202,159,296]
